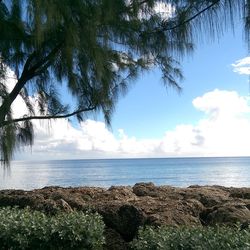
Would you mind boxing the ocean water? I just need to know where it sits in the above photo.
[0,157,249,190]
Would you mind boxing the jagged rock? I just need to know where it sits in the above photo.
[59,199,73,212]
[229,188,250,199]
[133,182,157,197]
[0,183,250,248]
[200,202,250,225]
[186,186,230,207]
[104,228,129,250]
[0,191,44,209]
[98,204,145,241]
[108,186,137,201]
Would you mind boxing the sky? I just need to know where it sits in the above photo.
[8,19,250,160]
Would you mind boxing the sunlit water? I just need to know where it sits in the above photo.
[0,157,249,190]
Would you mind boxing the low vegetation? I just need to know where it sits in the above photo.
[0,207,105,250]
[131,225,250,250]
[0,207,249,249]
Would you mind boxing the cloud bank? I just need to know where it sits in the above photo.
[13,88,250,160]
[4,63,250,160]
[232,56,250,75]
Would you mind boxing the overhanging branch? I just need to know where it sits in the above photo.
[29,42,63,75]
[2,105,97,126]
[141,0,221,36]
[163,0,220,31]
[0,42,63,125]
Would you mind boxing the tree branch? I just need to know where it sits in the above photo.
[163,0,220,31]
[0,42,63,125]
[22,50,37,75]
[28,42,63,75]
[2,105,97,126]
[141,0,221,36]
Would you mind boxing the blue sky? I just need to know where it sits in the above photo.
[111,23,248,138]
[9,20,250,160]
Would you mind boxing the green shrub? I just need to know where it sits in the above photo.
[0,207,105,250]
[50,210,105,249]
[131,225,250,250]
[0,207,50,249]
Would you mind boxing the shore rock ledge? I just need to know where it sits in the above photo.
[0,183,250,249]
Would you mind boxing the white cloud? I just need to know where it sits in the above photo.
[4,68,250,159]
[131,0,174,21]
[160,89,250,157]
[232,56,250,75]
[153,2,174,19]
[12,88,250,160]
[192,89,250,119]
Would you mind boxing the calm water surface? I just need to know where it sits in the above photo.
[0,157,249,190]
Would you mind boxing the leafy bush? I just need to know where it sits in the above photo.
[0,207,105,250]
[131,225,250,250]
[49,210,105,249]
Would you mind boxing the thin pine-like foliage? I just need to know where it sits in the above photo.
[0,0,249,166]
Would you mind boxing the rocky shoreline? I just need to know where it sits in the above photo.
[0,182,250,249]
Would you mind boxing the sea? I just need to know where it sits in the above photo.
[0,157,249,190]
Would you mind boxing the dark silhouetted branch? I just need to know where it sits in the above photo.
[2,105,97,126]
